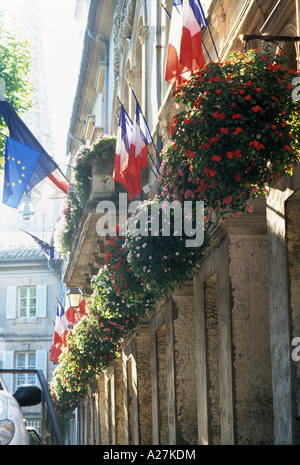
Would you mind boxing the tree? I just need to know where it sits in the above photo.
[0,24,33,169]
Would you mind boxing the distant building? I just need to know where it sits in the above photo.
[0,247,62,429]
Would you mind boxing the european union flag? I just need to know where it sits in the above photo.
[0,99,68,204]
[21,229,58,260]
[3,137,42,208]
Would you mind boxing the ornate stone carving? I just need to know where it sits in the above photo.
[138,25,149,45]
[113,0,137,80]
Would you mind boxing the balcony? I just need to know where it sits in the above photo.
[63,163,129,295]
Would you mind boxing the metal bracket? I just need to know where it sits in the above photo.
[240,34,300,53]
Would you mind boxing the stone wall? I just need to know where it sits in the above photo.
[286,189,300,443]
[229,236,273,444]
[193,197,274,444]
[172,287,198,445]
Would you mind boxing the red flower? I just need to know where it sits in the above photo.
[256,88,261,92]
[249,140,265,150]
[234,173,241,182]
[215,89,222,94]
[204,168,217,178]
[232,113,241,119]
[212,155,221,162]
[252,105,262,112]
[223,196,232,204]
[170,121,177,136]
[227,151,235,159]
[244,95,252,101]
[221,127,229,134]
[194,98,202,108]
[234,127,242,135]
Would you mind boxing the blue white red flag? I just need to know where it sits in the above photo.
[112,104,135,197]
[124,94,152,201]
[165,0,207,86]
[49,301,69,364]
[0,97,68,208]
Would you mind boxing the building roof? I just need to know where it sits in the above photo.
[0,248,46,262]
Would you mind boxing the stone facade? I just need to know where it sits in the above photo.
[63,0,300,445]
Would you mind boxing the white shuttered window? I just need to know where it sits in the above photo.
[5,285,47,319]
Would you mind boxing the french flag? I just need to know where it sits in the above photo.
[0,96,68,206]
[165,0,207,86]
[49,301,69,364]
[124,94,152,201]
[65,297,87,326]
[112,104,136,198]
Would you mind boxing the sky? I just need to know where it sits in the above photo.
[0,0,88,248]
[0,0,87,161]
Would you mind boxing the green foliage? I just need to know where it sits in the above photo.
[0,25,33,169]
[50,235,160,414]
[73,133,117,206]
[54,184,83,256]
[55,134,117,255]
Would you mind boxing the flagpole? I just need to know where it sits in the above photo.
[130,88,162,174]
[116,99,158,179]
[130,88,160,157]
[160,1,171,18]
[120,91,161,176]
[206,24,219,60]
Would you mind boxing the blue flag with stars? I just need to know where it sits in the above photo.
[21,229,58,260]
[3,137,42,208]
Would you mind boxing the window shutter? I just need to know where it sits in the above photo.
[3,351,14,393]
[36,350,47,385]
[6,287,16,319]
[36,285,47,318]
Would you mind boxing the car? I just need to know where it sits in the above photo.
[0,374,42,445]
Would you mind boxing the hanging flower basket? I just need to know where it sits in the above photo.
[54,134,117,255]
[73,133,117,205]
[123,198,211,293]
[159,50,300,219]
